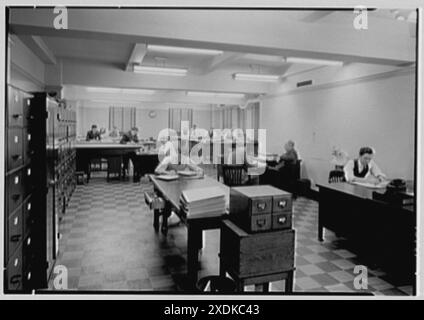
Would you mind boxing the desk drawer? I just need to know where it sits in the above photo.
[7,206,23,259]
[7,128,23,171]
[6,244,23,291]
[7,171,24,214]
[8,86,24,127]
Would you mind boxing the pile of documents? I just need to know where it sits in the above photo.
[180,186,226,217]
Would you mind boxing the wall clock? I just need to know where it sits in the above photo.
[148,110,157,118]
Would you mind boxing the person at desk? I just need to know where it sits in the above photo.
[120,127,140,182]
[274,140,298,170]
[154,152,203,175]
[344,147,386,184]
[86,124,101,141]
[109,126,120,138]
[155,152,204,226]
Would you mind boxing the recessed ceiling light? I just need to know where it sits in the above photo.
[187,91,245,99]
[284,57,343,66]
[233,73,281,82]
[133,65,188,76]
[147,45,223,56]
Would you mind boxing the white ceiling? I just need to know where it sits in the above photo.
[9,8,416,105]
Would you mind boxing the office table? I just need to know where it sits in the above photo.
[75,142,143,182]
[317,181,415,283]
[149,175,229,283]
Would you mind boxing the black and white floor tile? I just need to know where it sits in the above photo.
[48,170,413,295]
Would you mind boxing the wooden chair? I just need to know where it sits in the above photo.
[222,164,245,187]
[328,170,346,183]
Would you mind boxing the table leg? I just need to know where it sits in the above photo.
[153,209,160,232]
[262,283,269,292]
[285,270,294,293]
[318,221,324,242]
[161,210,169,235]
[187,222,202,283]
[236,280,244,293]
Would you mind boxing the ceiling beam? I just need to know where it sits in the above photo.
[301,11,333,23]
[17,35,56,64]
[125,43,147,71]
[9,8,415,65]
[197,52,244,75]
[61,58,271,94]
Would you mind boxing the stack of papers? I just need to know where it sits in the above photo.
[352,180,389,189]
[180,186,226,218]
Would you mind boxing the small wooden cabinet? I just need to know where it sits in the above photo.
[219,220,295,292]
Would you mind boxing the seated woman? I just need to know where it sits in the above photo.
[154,152,204,226]
[274,140,299,170]
[344,147,386,184]
[155,152,204,176]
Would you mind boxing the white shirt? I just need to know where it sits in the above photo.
[343,159,385,182]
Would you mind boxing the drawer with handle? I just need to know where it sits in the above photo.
[6,244,23,291]
[23,234,35,269]
[7,205,23,259]
[250,213,272,232]
[23,165,35,197]
[7,171,24,214]
[23,129,35,164]
[23,197,34,238]
[250,197,272,215]
[8,86,24,127]
[272,212,292,230]
[272,195,292,213]
[7,128,23,171]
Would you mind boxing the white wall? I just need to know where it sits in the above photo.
[193,107,213,131]
[260,71,416,185]
[9,35,45,91]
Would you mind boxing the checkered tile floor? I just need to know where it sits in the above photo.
[48,169,413,295]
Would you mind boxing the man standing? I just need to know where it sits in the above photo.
[121,127,140,181]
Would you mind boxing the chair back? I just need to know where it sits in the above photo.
[328,170,346,183]
[222,164,245,186]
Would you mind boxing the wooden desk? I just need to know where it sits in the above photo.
[76,142,143,182]
[317,181,415,283]
[149,175,229,283]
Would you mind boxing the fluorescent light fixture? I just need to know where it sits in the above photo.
[147,44,223,56]
[187,91,245,99]
[121,88,155,95]
[86,87,155,95]
[86,87,122,93]
[133,65,187,76]
[284,57,343,66]
[233,73,281,82]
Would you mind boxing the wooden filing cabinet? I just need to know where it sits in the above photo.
[4,85,36,293]
[220,220,295,278]
[4,86,77,293]
[230,185,293,233]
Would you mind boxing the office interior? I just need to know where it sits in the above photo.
[3,8,417,295]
